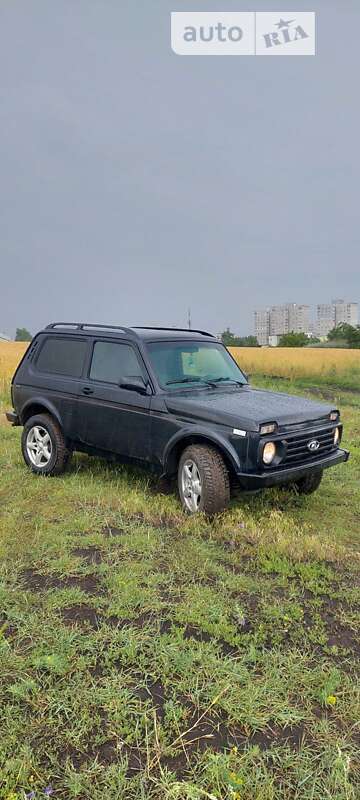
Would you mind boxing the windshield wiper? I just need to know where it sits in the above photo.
[166,377,212,386]
[209,377,245,387]
[166,376,245,388]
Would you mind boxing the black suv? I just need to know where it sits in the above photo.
[7,323,349,515]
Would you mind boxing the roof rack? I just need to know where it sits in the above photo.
[45,322,135,335]
[132,326,214,337]
[45,323,215,338]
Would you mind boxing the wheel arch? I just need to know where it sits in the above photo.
[163,430,240,478]
[21,398,62,427]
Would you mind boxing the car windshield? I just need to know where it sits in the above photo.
[146,340,248,390]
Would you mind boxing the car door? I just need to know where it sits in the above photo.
[76,338,152,461]
[28,334,90,440]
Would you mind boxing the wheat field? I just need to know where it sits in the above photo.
[0,341,28,381]
[230,346,360,381]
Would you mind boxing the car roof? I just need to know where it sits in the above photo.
[42,323,217,343]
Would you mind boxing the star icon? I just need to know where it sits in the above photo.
[275,18,295,29]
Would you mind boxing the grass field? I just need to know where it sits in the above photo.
[0,345,359,799]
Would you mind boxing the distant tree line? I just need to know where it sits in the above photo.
[278,332,319,347]
[278,325,360,349]
[327,323,360,348]
[221,323,360,349]
[220,328,259,347]
[15,327,32,341]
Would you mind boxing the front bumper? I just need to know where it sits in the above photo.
[5,410,20,426]
[235,447,350,489]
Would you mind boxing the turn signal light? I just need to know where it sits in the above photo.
[260,422,277,435]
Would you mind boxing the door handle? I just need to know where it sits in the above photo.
[82,387,94,395]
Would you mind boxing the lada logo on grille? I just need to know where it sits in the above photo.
[307,439,320,452]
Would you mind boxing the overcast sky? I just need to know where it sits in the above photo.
[0,0,359,338]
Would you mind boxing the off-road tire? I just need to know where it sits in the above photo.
[178,444,230,516]
[21,413,72,476]
[293,469,323,495]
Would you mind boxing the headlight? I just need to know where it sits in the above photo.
[263,441,276,464]
[334,427,340,446]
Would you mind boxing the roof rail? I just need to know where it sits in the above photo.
[132,326,214,337]
[45,323,215,338]
[45,322,136,336]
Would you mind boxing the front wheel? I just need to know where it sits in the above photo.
[21,413,72,476]
[178,444,230,516]
[293,469,323,495]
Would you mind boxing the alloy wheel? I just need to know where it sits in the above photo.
[181,459,202,512]
[26,425,52,468]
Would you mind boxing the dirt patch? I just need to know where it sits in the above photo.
[181,715,229,753]
[240,722,306,751]
[183,624,212,644]
[60,604,101,629]
[88,659,106,679]
[143,680,166,722]
[106,611,170,631]
[159,618,173,634]
[102,526,127,537]
[308,385,359,398]
[71,547,102,565]
[218,639,240,658]
[61,744,87,771]
[179,713,306,756]
[0,616,17,639]
[125,510,179,531]
[21,569,103,596]
[159,586,183,604]
[303,599,360,658]
[148,476,174,496]
[59,706,308,782]
[131,679,166,722]
[63,739,144,777]
[160,750,190,777]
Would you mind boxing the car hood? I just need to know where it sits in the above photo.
[164,386,334,432]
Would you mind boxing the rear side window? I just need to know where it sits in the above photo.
[36,337,87,378]
[89,341,144,384]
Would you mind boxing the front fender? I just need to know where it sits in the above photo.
[163,425,242,476]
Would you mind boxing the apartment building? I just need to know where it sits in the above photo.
[334,300,358,327]
[254,303,310,345]
[254,309,270,346]
[255,300,358,344]
[316,300,358,337]
[288,303,310,334]
[269,305,289,336]
[316,304,335,338]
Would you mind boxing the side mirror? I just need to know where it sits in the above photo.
[119,376,151,395]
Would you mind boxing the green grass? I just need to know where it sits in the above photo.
[0,377,359,800]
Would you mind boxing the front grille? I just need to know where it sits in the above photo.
[283,426,336,465]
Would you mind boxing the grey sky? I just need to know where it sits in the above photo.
[0,0,359,338]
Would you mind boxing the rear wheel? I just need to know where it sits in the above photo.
[293,469,323,495]
[21,413,72,476]
[178,444,230,516]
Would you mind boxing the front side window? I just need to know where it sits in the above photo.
[89,341,144,384]
[146,340,247,390]
[36,337,87,378]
